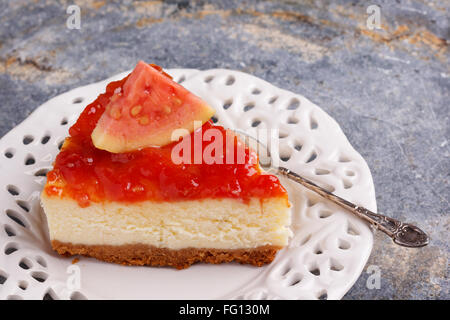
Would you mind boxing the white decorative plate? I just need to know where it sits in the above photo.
[0,69,376,300]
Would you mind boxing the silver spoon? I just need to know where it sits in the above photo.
[235,130,429,248]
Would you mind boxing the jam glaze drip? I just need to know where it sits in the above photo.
[46,72,287,207]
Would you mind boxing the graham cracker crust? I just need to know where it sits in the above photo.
[51,240,281,270]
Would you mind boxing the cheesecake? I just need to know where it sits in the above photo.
[41,62,291,269]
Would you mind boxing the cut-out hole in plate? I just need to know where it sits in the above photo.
[204,75,214,83]
[268,96,278,104]
[19,258,33,270]
[7,184,20,196]
[309,266,321,276]
[72,97,83,104]
[251,88,261,95]
[317,290,328,300]
[280,264,291,277]
[287,116,299,124]
[223,100,233,110]
[177,75,186,83]
[34,168,49,177]
[225,75,235,86]
[306,151,317,163]
[6,209,28,228]
[35,256,47,268]
[70,291,88,300]
[322,184,336,193]
[319,210,333,219]
[23,135,34,145]
[278,131,289,139]
[4,224,16,237]
[343,179,353,189]
[31,271,48,283]
[338,238,351,250]
[243,103,255,112]
[43,292,54,300]
[24,155,36,166]
[347,223,360,236]
[41,135,51,144]
[288,273,303,286]
[0,270,9,284]
[294,142,303,151]
[315,168,330,175]
[60,117,68,125]
[43,288,58,300]
[307,198,318,207]
[287,98,300,110]
[211,116,219,124]
[310,117,318,130]
[280,152,291,162]
[4,242,19,255]
[314,245,323,255]
[16,200,30,213]
[18,280,28,290]
[4,148,15,159]
[338,155,352,163]
[330,258,344,272]
[57,139,65,150]
[345,170,355,176]
[251,119,261,127]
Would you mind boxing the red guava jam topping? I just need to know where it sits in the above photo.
[45,72,288,207]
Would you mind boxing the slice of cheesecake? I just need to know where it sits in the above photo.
[41,62,291,269]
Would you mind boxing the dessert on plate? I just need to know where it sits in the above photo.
[41,61,291,269]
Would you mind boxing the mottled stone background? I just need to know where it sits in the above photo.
[0,0,448,299]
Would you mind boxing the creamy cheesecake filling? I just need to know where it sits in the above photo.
[41,195,292,250]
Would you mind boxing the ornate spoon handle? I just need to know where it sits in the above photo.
[277,167,429,248]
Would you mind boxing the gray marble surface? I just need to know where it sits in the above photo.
[0,0,448,299]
